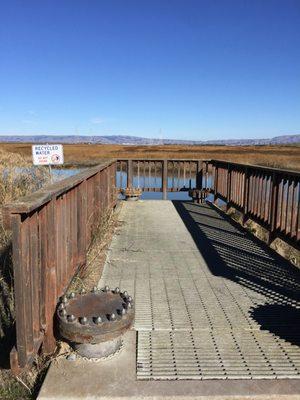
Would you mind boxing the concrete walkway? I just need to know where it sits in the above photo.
[38,201,300,398]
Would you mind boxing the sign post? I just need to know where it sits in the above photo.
[32,144,64,182]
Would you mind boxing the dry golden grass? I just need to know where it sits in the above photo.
[0,143,299,170]
[68,205,121,294]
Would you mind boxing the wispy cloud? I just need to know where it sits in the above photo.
[90,117,104,124]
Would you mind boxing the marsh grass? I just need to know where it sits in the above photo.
[68,204,121,294]
[0,149,50,399]
[1,143,299,171]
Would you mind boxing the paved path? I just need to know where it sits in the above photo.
[99,200,300,380]
[38,200,300,399]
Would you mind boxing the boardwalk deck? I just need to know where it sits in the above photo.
[38,200,300,399]
[100,200,300,380]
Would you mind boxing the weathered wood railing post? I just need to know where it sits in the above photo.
[77,180,88,266]
[196,160,203,190]
[242,167,249,224]
[43,199,58,354]
[268,171,280,244]
[213,162,218,204]
[226,163,232,211]
[162,160,168,200]
[127,159,133,188]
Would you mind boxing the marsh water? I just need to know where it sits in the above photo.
[52,168,214,201]
[116,170,214,201]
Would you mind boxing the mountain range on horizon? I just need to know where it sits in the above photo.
[0,133,299,146]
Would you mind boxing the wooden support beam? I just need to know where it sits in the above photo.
[127,160,133,188]
[162,160,168,200]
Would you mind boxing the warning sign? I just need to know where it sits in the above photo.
[32,144,64,166]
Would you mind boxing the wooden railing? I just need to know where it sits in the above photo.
[117,158,299,248]
[206,160,300,248]
[3,157,299,371]
[117,159,202,199]
[2,160,117,371]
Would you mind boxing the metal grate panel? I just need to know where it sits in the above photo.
[99,201,300,381]
[137,330,300,380]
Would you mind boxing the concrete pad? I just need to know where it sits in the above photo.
[38,331,300,400]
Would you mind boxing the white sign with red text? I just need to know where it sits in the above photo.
[32,144,64,166]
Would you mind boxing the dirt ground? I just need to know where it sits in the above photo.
[0,143,299,170]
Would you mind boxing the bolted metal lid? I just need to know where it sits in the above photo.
[57,287,134,344]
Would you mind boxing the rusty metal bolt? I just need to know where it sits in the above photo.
[123,291,128,297]
[110,313,116,321]
[104,285,110,292]
[61,295,68,304]
[115,287,120,294]
[127,296,132,302]
[60,309,67,317]
[69,292,76,299]
[58,303,65,311]
[67,314,76,323]
[121,308,126,315]
[79,317,88,325]
[94,316,102,324]
[92,286,98,293]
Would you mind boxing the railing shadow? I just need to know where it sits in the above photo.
[250,304,300,346]
[172,200,300,342]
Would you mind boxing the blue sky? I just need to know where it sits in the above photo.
[0,0,299,140]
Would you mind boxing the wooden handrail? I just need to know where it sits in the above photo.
[4,160,118,372]
[3,160,115,216]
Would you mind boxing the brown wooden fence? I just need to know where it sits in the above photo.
[207,160,300,248]
[2,160,117,371]
[3,157,299,371]
[117,159,202,199]
[116,158,299,248]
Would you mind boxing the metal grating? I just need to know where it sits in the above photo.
[99,201,300,380]
[137,330,300,380]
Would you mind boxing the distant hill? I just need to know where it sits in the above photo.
[0,134,299,146]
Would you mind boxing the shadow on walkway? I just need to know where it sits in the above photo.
[250,304,300,346]
[173,201,300,342]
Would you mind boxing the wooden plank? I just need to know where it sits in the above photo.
[43,199,57,354]
[38,206,47,330]
[29,212,40,342]
[269,172,280,237]
[77,180,88,265]
[11,215,28,368]
[162,160,168,200]
[127,160,133,188]
[55,196,63,291]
